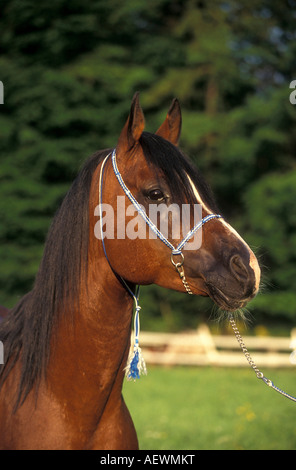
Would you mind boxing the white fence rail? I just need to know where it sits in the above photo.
[138,324,296,368]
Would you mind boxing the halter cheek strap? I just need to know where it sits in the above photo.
[98,153,147,380]
[99,150,223,380]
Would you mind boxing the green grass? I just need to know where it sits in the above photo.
[123,366,296,450]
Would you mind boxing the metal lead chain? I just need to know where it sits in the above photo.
[229,314,296,403]
[176,265,194,295]
[171,252,194,295]
[229,315,263,378]
[170,251,296,402]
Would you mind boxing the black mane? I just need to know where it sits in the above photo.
[0,133,219,408]
[0,148,111,408]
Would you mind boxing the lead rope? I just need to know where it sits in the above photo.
[229,314,296,403]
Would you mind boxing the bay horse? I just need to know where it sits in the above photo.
[0,94,260,450]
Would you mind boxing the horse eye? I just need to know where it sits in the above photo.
[148,189,165,201]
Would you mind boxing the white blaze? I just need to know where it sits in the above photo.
[187,175,261,292]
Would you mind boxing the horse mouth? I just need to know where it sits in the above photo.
[207,284,250,311]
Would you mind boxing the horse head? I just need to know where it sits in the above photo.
[93,93,260,312]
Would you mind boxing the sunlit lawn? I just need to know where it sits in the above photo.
[123,366,296,450]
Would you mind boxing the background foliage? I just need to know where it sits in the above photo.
[1,0,296,331]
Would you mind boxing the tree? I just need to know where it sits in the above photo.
[1,0,296,329]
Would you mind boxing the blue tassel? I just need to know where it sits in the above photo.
[126,348,140,380]
[129,350,140,379]
[125,304,147,381]
[125,343,147,381]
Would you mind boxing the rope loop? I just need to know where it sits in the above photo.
[171,252,184,268]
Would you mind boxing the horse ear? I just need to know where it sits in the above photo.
[117,92,145,153]
[155,98,182,146]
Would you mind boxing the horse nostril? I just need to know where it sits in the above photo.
[230,255,249,284]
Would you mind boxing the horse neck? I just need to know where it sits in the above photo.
[47,252,134,420]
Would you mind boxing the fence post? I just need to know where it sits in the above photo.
[197,324,219,362]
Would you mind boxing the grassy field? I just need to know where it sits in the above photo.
[123,366,296,450]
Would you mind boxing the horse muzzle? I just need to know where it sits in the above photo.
[205,252,260,311]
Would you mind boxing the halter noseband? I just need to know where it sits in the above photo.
[98,149,222,379]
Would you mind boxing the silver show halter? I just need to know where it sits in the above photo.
[111,148,223,295]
